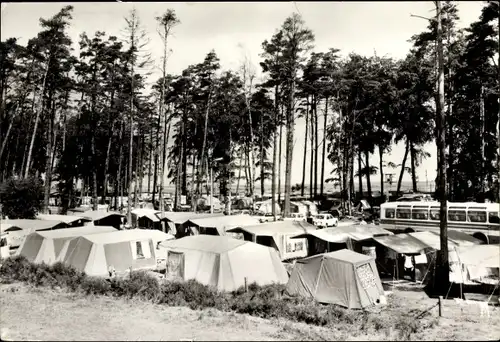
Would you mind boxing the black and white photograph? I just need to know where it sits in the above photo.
[0,1,499,340]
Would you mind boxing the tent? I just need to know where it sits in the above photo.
[59,230,158,277]
[291,224,393,256]
[37,214,91,227]
[286,249,385,309]
[226,221,317,261]
[130,208,161,230]
[448,244,500,285]
[256,200,281,215]
[197,196,222,211]
[290,201,308,215]
[158,235,288,292]
[1,219,70,248]
[301,200,319,216]
[185,214,260,236]
[233,197,253,210]
[162,212,224,238]
[80,210,125,229]
[16,226,117,265]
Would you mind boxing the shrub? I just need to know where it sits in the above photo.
[0,256,431,339]
[0,176,44,219]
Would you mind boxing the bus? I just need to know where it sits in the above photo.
[379,201,500,244]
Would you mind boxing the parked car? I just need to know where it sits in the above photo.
[255,212,282,223]
[283,213,306,222]
[312,213,338,228]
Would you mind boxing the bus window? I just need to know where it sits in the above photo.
[412,209,429,220]
[430,208,440,221]
[488,212,500,224]
[396,208,411,219]
[467,211,487,223]
[449,210,466,222]
[385,208,395,219]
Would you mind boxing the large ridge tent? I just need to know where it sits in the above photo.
[59,230,158,277]
[130,208,162,230]
[449,244,500,285]
[16,226,117,265]
[36,214,91,228]
[80,210,125,230]
[162,212,224,238]
[1,219,70,248]
[185,214,260,236]
[226,221,317,261]
[158,235,289,292]
[286,249,385,309]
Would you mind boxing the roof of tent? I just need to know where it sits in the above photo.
[83,229,166,245]
[449,244,500,268]
[226,220,316,237]
[35,226,117,238]
[372,234,430,254]
[129,228,175,244]
[160,234,246,254]
[409,231,481,250]
[36,214,91,224]
[2,219,67,231]
[301,248,375,265]
[162,212,224,224]
[80,210,124,221]
[291,224,392,243]
[186,214,260,235]
[130,209,161,222]
[373,231,482,254]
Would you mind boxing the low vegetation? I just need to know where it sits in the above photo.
[0,256,438,340]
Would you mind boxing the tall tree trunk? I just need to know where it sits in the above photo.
[435,0,449,292]
[358,151,363,198]
[43,97,56,214]
[397,139,410,196]
[134,134,141,209]
[301,96,309,197]
[410,142,418,192]
[309,104,314,200]
[127,74,134,225]
[283,71,296,218]
[115,121,124,210]
[139,134,145,200]
[103,121,116,205]
[260,113,265,199]
[194,87,212,212]
[379,145,385,199]
[25,64,49,178]
[237,147,243,196]
[152,113,161,207]
[271,85,279,218]
[365,150,372,199]
[320,97,328,196]
[278,104,283,204]
[313,95,318,198]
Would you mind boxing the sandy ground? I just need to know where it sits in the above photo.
[1,282,499,341]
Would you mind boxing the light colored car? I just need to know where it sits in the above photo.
[283,213,306,221]
[255,212,282,223]
[312,213,338,228]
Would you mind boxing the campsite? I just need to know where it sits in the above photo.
[2,1,500,341]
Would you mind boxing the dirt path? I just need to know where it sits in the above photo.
[1,282,499,341]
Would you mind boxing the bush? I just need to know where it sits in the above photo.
[0,176,44,219]
[0,256,430,339]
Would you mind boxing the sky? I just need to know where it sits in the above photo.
[0,1,487,190]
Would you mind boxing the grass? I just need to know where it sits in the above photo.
[3,255,495,341]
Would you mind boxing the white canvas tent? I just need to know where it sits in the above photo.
[16,226,117,265]
[226,221,317,261]
[449,244,500,285]
[185,214,260,236]
[286,249,385,309]
[58,230,158,277]
[158,235,288,292]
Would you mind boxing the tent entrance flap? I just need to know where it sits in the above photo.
[167,251,185,278]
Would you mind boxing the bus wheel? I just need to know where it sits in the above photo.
[472,233,489,244]
[404,228,415,234]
